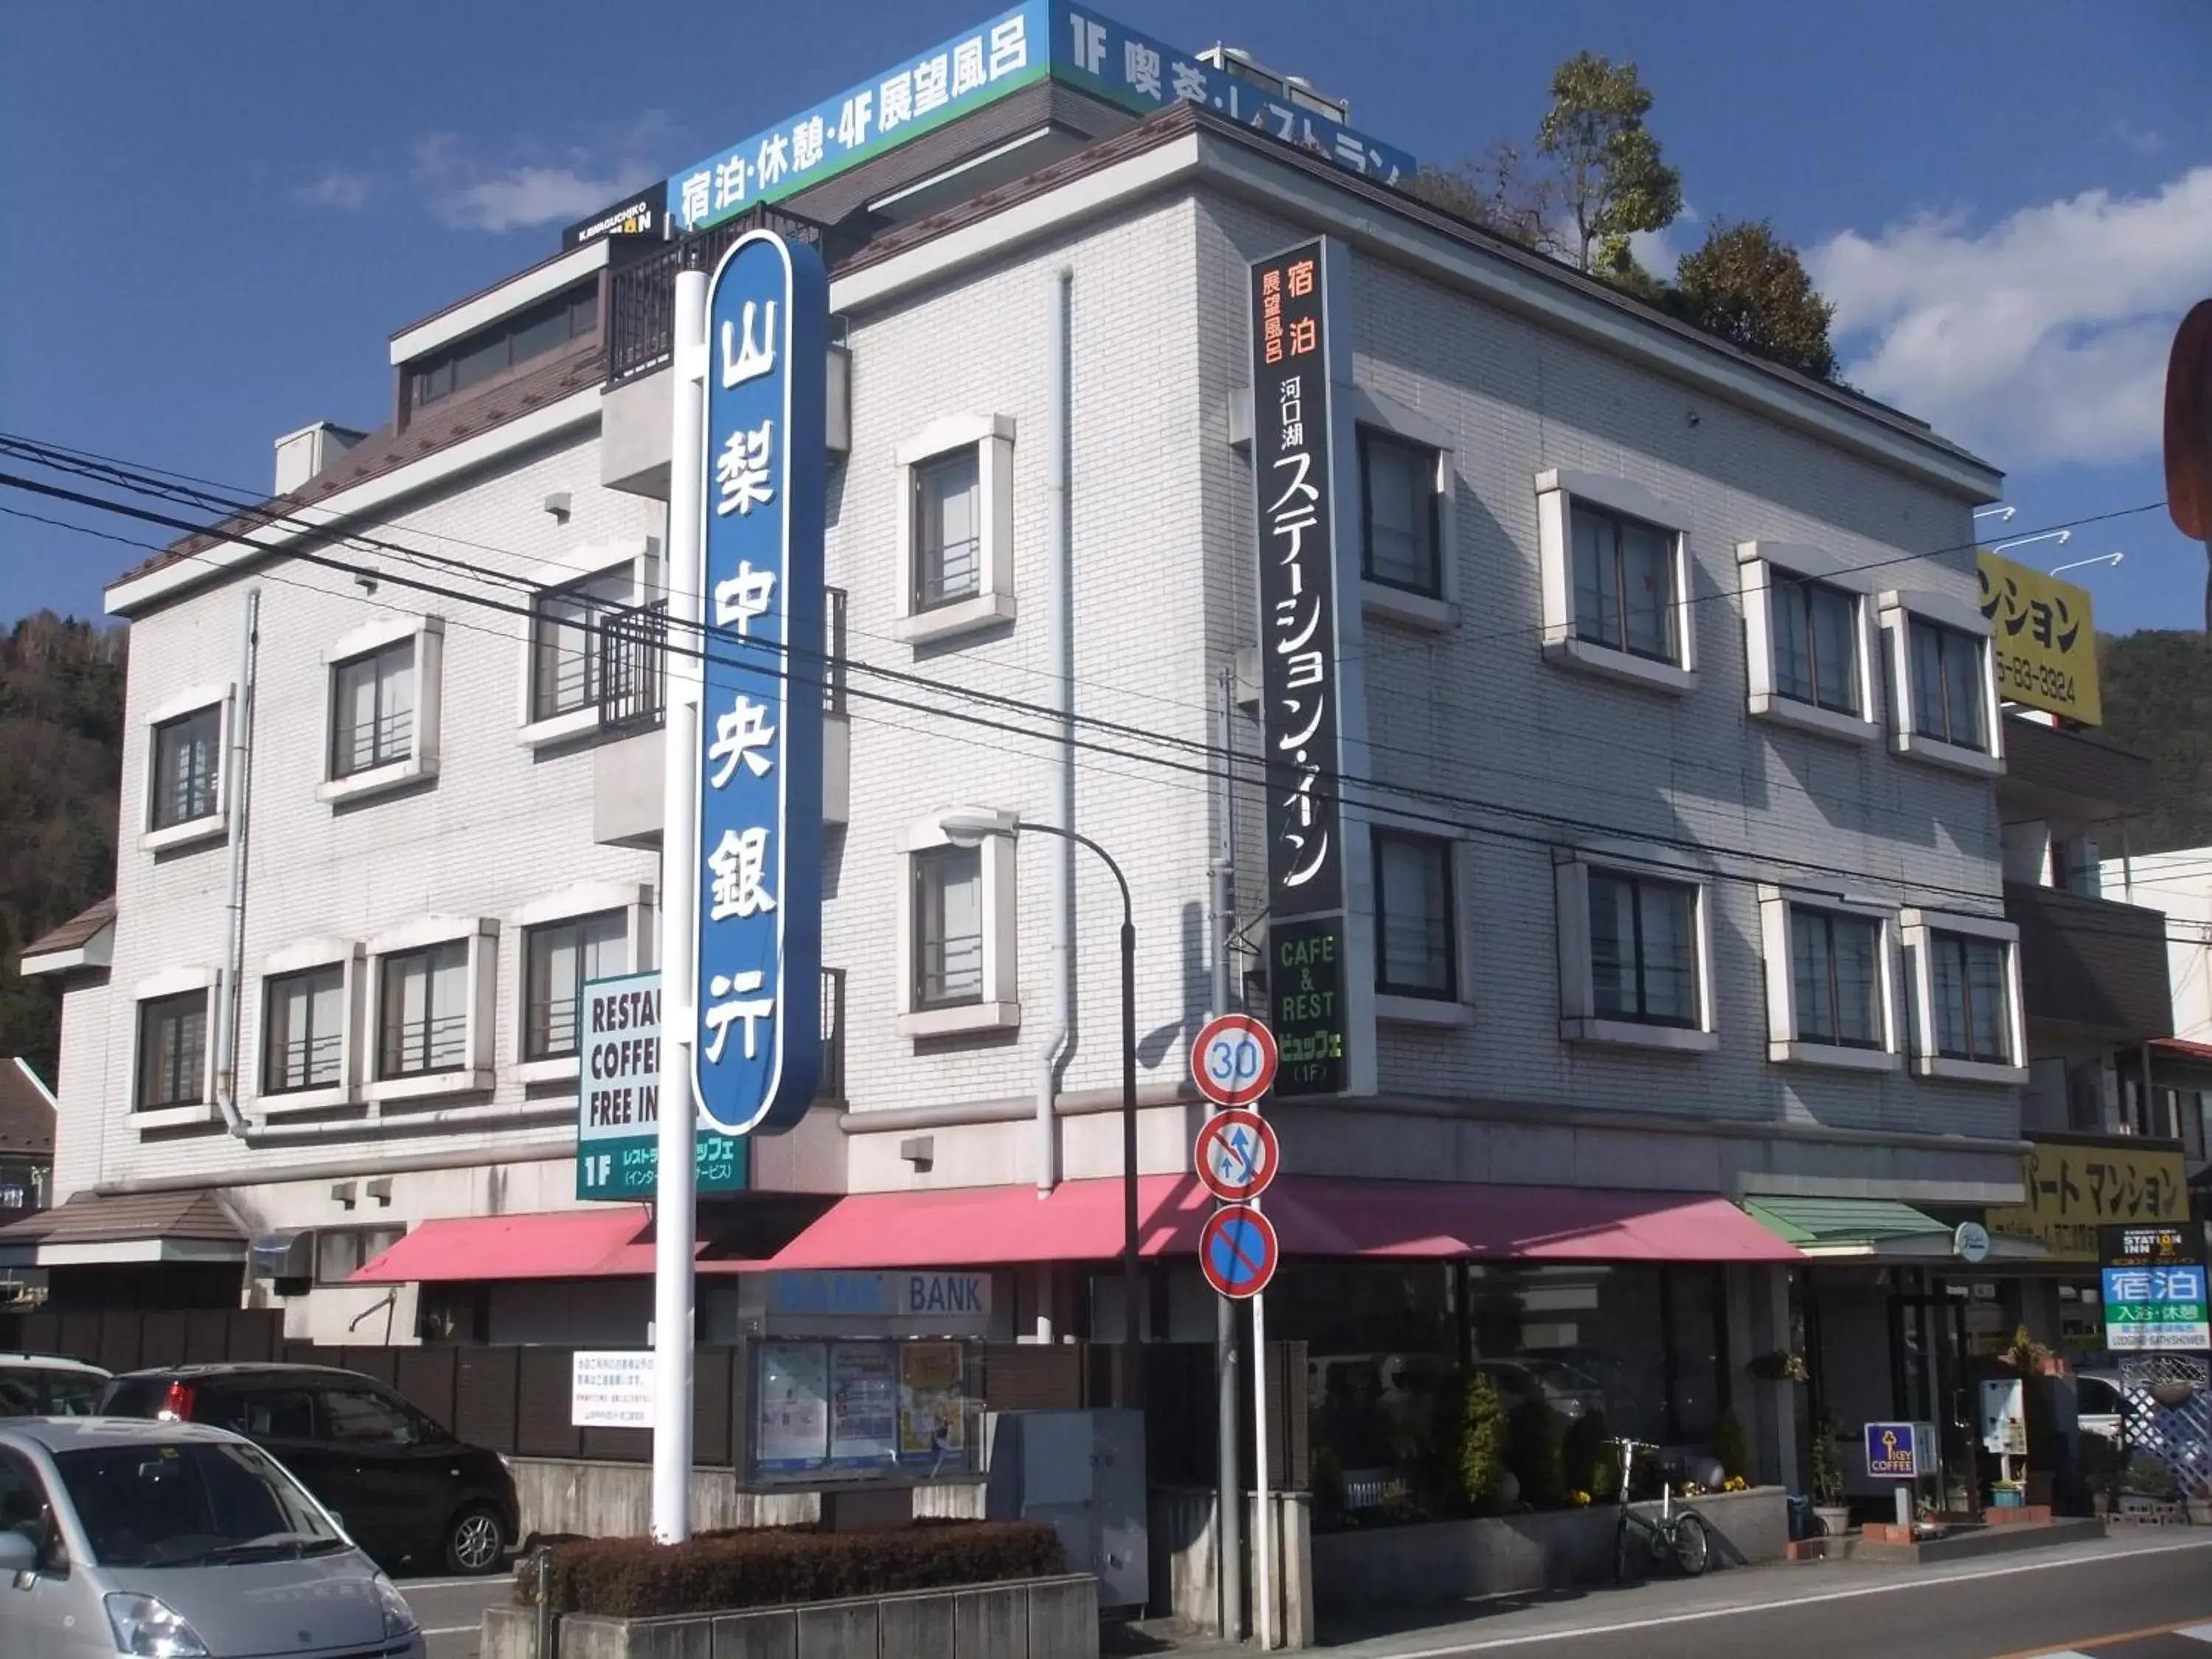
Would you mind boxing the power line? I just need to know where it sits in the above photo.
[0,463,2177,925]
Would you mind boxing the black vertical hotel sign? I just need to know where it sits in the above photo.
[1251,240,1349,1096]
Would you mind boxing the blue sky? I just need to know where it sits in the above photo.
[3,1,2207,633]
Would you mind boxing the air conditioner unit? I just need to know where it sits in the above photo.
[248,1231,314,1281]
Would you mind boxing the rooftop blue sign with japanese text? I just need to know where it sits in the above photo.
[665,1,1415,235]
[692,232,826,1136]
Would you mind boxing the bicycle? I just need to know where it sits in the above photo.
[1607,1437,1712,1582]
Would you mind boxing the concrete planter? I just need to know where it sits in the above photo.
[507,1459,986,1545]
[481,1573,1099,1659]
[1311,1486,1787,1615]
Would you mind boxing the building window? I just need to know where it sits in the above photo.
[911,448,981,613]
[1773,575,1860,715]
[377,942,469,1079]
[1909,619,1989,750]
[315,1225,406,1285]
[330,639,414,779]
[912,846,984,1009]
[1360,431,1441,596]
[412,283,597,408]
[150,706,220,830]
[524,911,627,1061]
[1931,931,2011,1064]
[262,964,345,1094]
[531,570,632,723]
[136,990,206,1110]
[1589,870,1699,1027]
[1572,504,1677,664]
[1374,832,1455,998]
[1790,906,1882,1048]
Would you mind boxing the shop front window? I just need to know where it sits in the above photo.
[751,1338,976,1483]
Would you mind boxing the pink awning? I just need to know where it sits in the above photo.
[767,1175,1799,1269]
[353,1206,658,1282]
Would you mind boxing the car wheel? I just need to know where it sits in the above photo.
[443,1503,508,1576]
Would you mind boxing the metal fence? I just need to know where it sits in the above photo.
[595,590,847,728]
[605,208,828,387]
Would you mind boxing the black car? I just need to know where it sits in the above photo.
[97,1361,519,1575]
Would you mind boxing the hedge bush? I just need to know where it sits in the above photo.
[518,1520,1068,1618]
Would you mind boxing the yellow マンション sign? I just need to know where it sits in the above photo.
[1975,550,2101,725]
[1984,1139,2188,1262]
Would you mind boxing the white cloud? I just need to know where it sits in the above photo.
[1811,167,2212,467]
[291,169,374,211]
[2108,119,2165,158]
[411,113,677,234]
[1627,201,1700,279]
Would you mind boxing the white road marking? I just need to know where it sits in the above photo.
[2179,1626,2212,1645]
[399,1576,507,1590]
[420,1625,481,1637]
[1356,1536,2212,1658]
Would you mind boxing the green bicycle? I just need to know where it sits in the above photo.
[1609,1438,1712,1582]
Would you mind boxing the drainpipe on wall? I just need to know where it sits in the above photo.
[1037,268,1077,1197]
[213,588,260,1138]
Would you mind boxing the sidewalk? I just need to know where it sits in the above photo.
[1107,1523,2212,1658]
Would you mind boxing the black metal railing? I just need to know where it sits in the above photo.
[818,967,846,1101]
[606,207,829,387]
[824,585,847,716]
[597,601,668,731]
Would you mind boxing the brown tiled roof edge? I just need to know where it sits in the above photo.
[22,895,114,959]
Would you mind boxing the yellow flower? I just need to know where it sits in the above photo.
[1573,1491,1592,1506]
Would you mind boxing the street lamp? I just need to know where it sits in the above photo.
[938,808,1143,1368]
[1974,505,2017,523]
[2051,552,2124,576]
[1993,529,2070,555]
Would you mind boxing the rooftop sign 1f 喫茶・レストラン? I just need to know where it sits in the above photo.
[692,233,827,1137]
[664,3,1416,235]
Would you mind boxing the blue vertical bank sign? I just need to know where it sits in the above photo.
[693,232,827,1136]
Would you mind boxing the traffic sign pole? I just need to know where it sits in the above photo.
[1252,1185,1273,1651]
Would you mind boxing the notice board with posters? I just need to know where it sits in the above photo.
[1976,549,2101,725]
[2101,1223,2211,1353]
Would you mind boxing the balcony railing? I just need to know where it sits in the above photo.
[606,207,829,387]
[2008,881,2174,1040]
[596,590,846,730]
[818,967,846,1102]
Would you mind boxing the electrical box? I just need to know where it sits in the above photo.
[984,1408,1147,1611]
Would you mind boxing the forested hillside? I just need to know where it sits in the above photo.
[0,614,125,1083]
[2099,630,2212,856]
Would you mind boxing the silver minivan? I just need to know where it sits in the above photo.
[0,1417,425,1658]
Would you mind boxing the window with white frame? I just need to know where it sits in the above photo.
[330,639,414,779]
[524,910,627,1061]
[1907,618,1989,751]
[1590,869,1700,1027]
[1374,830,1455,998]
[1930,929,2011,1064]
[1360,431,1441,596]
[1790,905,1883,1048]
[892,417,1015,645]
[911,448,981,613]
[531,568,633,723]
[150,706,220,831]
[377,941,470,1079]
[1573,504,1678,664]
[262,964,346,1094]
[1773,575,1861,716]
[912,846,984,1009]
[136,990,207,1110]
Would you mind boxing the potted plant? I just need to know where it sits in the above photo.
[1809,1419,1850,1537]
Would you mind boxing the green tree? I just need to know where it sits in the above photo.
[1560,1407,1615,1500]
[0,613,125,1082]
[1672,220,1839,380]
[1458,1369,1511,1511]
[1537,52,1682,276]
[2099,630,2212,853]
[1711,1407,1751,1482]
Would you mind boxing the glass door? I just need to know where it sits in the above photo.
[1889,1293,1978,1513]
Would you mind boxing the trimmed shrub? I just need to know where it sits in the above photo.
[1457,1369,1509,1511]
[1504,1396,1563,1510]
[1560,1408,1614,1502]
[517,1520,1068,1618]
[1711,1408,1750,1483]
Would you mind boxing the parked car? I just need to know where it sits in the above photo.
[0,1415,423,1658]
[1475,1357,1608,1422]
[2076,1368,2128,1449]
[0,1352,110,1417]
[97,1362,518,1576]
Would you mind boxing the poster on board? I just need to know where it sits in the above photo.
[757,1343,830,1470]
[830,1344,899,1464]
[899,1342,966,1458]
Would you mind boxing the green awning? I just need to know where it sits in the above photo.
[1743,1197,1952,1255]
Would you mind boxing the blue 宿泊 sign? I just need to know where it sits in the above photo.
[693,232,827,1136]
[664,3,1416,237]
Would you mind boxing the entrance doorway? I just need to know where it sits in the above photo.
[1890,1291,1978,1512]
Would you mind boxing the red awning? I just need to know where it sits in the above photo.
[767,1175,1799,1269]
[353,1206,659,1283]
[2152,1037,2212,1064]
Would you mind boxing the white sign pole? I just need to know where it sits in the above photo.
[650,267,709,1545]
[1251,1233,1273,1652]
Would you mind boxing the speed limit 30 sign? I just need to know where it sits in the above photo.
[1191,1013,1278,1108]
